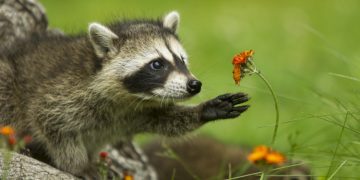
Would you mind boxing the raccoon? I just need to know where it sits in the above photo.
[0,11,249,177]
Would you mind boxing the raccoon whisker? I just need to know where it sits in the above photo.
[127,97,140,107]
[160,94,166,108]
[156,92,172,108]
[128,96,146,108]
[165,94,171,106]
[134,96,148,112]
[161,95,166,107]
[133,99,142,111]
[168,96,174,105]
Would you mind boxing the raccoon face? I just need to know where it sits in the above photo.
[88,11,202,100]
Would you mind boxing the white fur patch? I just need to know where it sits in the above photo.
[163,11,180,32]
[152,71,188,98]
[88,23,119,58]
[155,41,174,65]
[167,37,189,65]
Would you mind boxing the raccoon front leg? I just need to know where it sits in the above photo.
[145,92,249,136]
[45,134,90,177]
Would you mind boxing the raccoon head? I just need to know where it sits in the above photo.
[89,11,202,101]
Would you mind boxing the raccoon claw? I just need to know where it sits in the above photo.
[200,92,250,121]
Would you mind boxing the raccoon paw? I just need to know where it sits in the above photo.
[200,92,250,121]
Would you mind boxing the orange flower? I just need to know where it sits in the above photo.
[233,50,254,65]
[265,151,285,165]
[0,126,15,136]
[124,175,134,180]
[232,64,241,85]
[247,145,269,163]
[232,50,255,85]
[247,145,285,165]
[123,170,134,180]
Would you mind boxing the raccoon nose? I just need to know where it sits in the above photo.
[187,80,202,95]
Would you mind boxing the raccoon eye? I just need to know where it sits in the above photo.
[150,59,164,70]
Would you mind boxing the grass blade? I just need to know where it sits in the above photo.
[325,112,349,178]
[327,160,347,180]
[328,73,360,83]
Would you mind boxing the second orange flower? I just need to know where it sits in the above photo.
[247,145,285,165]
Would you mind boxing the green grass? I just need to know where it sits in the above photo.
[40,0,360,178]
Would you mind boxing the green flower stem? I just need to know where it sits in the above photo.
[254,71,280,145]
[239,58,280,145]
[260,172,266,180]
[1,150,11,180]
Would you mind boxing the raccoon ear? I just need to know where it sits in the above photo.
[88,23,119,58]
[163,11,180,33]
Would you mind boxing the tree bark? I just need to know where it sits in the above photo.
[0,0,156,179]
[0,150,78,179]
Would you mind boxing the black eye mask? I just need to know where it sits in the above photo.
[122,43,192,95]
[122,58,173,94]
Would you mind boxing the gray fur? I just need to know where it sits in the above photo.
[0,12,249,177]
[0,0,64,51]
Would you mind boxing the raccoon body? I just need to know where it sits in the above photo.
[0,11,249,177]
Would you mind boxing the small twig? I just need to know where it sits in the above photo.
[228,163,232,179]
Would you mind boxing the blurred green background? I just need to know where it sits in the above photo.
[40,0,360,178]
